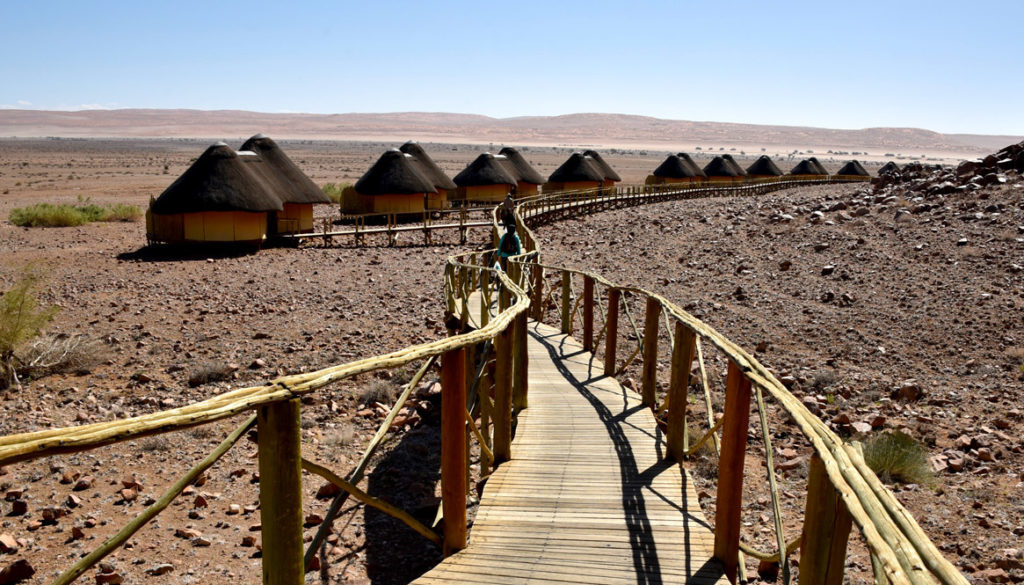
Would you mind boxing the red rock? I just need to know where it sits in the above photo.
[73,476,94,491]
[8,501,26,516]
[3,490,22,501]
[121,476,141,489]
[977,568,1010,583]
[95,571,124,584]
[174,528,202,539]
[71,526,86,541]
[0,559,35,583]
[119,488,137,502]
[241,535,257,547]
[227,504,241,515]
[0,534,18,553]
[193,495,208,508]
[316,482,342,499]
[304,513,324,527]
[65,494,82,508]
[145,564,174,576]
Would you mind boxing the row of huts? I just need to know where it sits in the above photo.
[146,135,331,244]
[338,144,622,214]
[146,136,876,244]
[645,153,870,185]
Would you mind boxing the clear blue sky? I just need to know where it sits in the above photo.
[2,0,1022,135]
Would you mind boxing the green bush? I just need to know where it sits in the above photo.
[0,267,58,389]
[322,182,351,204]
[9,198,142,227]
[863,431,934,486]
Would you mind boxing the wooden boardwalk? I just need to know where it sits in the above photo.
[415,304,727,584]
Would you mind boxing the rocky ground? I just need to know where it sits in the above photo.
[534,150,1024,583]
[0,138,1020,584]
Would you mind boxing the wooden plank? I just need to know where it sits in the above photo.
[641,297,659,407]
[604,288,620,376]
[667,323,696,461]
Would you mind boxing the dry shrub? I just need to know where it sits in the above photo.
[188,362,235,387]
[863,431,933,486]
[18,334,105,377]
[360,379,395,406]
[140,435,171,452]
[323,423,356,456]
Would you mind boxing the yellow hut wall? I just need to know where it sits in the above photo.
[458,183,511,203]
[427,190,448,211]
[543,180,601,194]
[148,211,267,243]
[277,202,314,234]
[364,193,429,214]
[515,182,539,197]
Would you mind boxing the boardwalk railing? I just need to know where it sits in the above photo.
[492,178,966,585]
[0,173,966,585]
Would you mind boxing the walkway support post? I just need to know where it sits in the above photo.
[493,326,513,466]
[560,273,571,334]
[604,288,620,376]
[667,322,695,461]
[258,399,304,585]
[714,360,753,584]
[641,297,659,407]
[583,276,594,352]
[513,312,528,412]
[441,345,468,555]
[532,263,544,321]
[799,454,853,585]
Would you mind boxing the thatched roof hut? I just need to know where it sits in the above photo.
[646,153,706,185]
[878,161,900,175]
[722,154,748,176]
[582,150,622,182]
[789,159,827,176]
[346,149,440,214]
[746,155,783,177]
[703,156,744,182]
[399,142,456,190]
[836,160,870,177]
[808,157,829,175]
[147,142,282,244]
[453,153,520,203]
[497,147,545,195]
[545,153,608,193]
[676,153,706,177]
[238,134,329,234]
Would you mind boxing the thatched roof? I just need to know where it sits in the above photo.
[703,156,742,177]
[453,153,519,187]
[151,142,283,214]
[746,155,783,176]
[653,154,703,178]
[808,157,829,175]
[676,153,707,177]
[789,159,825,175]
[836,160,869,176]
[497,147,545,184]
[399,141,457,190]
[239,134,330,204]
[548,153,606,183]
[878,161,900,175]
[355,149,438,195]
[722,154,748,176]
[582,150,622,181]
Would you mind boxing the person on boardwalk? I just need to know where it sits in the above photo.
[497,222,521,271]
[499,193,516,228]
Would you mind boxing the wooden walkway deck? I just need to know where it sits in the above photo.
[415,299,727,584]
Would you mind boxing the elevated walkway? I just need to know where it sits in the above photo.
[415,309,727,584]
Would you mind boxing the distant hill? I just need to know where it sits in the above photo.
[0,109,1017,156]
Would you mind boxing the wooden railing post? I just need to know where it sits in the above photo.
[258,399,304,585]
[604,288,620,376]
[583,276,594,352]
[560,272,572,334]
[480,269,490,327]
[799,454,853,585]
[441,346,467,555]
[667,322,696,461]
[641,297,659,407]
[492,326,513,467]
[714,361,753,584]
[531,263,544,321]
[513,312,528,412]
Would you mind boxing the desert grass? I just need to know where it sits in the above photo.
[321,182,351,205]
[863,431,934,486]
[360,379,395,406]
[9,198,142,227]
[187,361,236,387]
